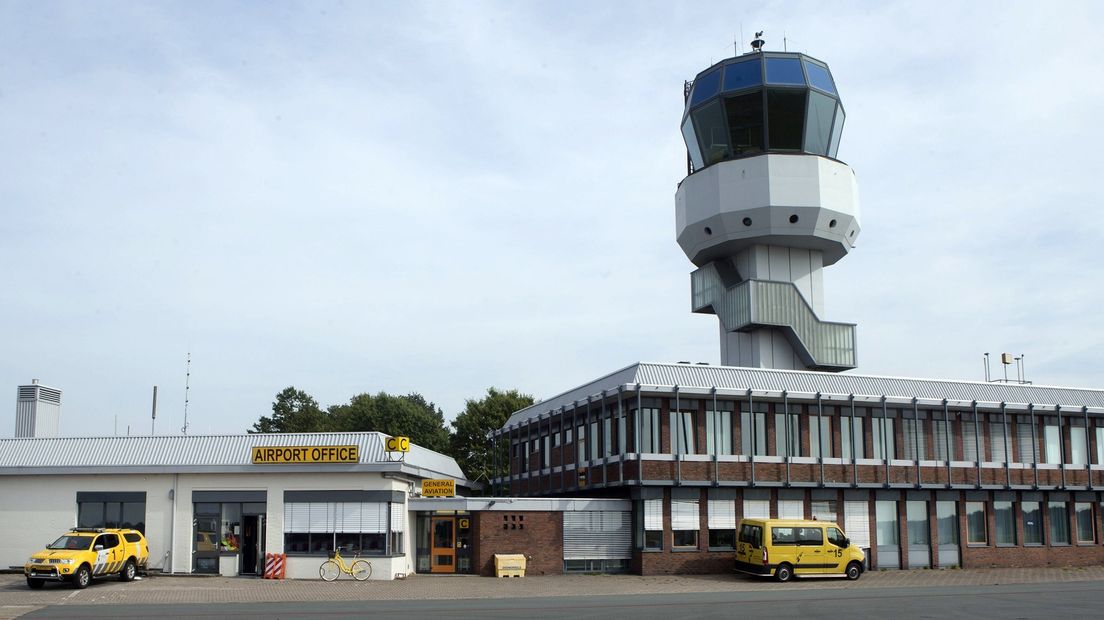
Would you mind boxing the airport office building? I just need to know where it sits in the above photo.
[0,396,629,579]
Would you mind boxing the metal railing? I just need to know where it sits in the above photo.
[691,264,856,370]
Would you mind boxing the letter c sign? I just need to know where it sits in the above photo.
[386,436,411,452]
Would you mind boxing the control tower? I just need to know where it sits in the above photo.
[676,38,859,371]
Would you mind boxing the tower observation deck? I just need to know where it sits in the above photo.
[677,44,860,371]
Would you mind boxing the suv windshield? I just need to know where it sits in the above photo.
[47,535,94,550]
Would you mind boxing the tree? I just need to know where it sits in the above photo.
[329,392,451,453]
[250,387,329,433]
[450,387,534,488]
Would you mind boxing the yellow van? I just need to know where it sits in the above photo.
[735,518,864,582]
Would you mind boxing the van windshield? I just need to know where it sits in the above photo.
[47,535,94,550]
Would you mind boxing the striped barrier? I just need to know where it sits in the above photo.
[263,553,286,579]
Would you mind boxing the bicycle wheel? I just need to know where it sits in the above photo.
[319,559,340,581]
[351,560,372,581]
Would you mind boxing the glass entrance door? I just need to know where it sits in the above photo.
[241,514,265,575]
[193,507,220,574]
[430,517,456,574]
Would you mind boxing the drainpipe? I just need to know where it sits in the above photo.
[849,394,857,487]
[973,401,981,489]
[1002,403,1010,489]
[1085,406,1093,491]
[1029,404,1038,489]
[169,472,178,574]
[1057,405,1066,489]
[816,393,825,487]
[943,400,951,489]
[913,398,921,488]
[783,391,791,486]
[881,396,889,488]
[748,389,756,485]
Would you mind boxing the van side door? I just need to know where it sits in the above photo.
[796,526,827,574]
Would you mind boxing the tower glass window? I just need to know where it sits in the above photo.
[689,67,722,107]
[804,91,836,156]
[764,57,805,85]
[693,99,730,166]
[766,89,806,150]
[724,91,764,156]
[723,58,762,92]
[803,60,836,94]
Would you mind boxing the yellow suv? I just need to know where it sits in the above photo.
[25,528,149,589]
[735,518,865,582]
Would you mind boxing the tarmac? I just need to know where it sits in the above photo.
[2,566,1104,619]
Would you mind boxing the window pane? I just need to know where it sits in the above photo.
[990,421,1008,463]
[875,501,898,545]
[78,502,105,529]
[1070,427,1087,465]
[803,91,835,156]
[724,59,762,91]
[1049,502,1070,544]
[766,89,805,150]
[994,501,1016,545]
[1076,502,1094,543]
[827,104,845,158]
[906,501,929,545]
[937,501,958,545]
[693,99,729,165]
[1023,501,1043,544]
[966,502,987,544]
[775,413,799,457]
[689,67,722,107]
[842,416,865,459]
[803,60,836,94]
[1016,416,1036,463]
[682,116,704,171]
[765,57,805,85]
[1044,424,1062,464]
[724,91,764,156]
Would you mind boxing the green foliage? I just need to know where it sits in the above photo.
[329,392,451,453]
[250,387,329,433]
[450,387,534,486]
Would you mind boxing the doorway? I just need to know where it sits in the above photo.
[430,517,456,573]
[241,514,265,575]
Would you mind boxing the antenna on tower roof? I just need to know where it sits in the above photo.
[182,353,191,435]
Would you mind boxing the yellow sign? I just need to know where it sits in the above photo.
[459,518,470,529]
[421,479,455,497]
[251,445,359,464]
[386,436,411,452]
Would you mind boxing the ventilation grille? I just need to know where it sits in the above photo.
[38,388,61,404]
[17,387,36,401]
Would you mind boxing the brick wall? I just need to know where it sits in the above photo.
[473,511,562,576]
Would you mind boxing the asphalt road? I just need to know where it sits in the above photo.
[17,580,1103,619]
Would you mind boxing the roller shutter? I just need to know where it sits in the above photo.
[563,511,632,560]
[844,501,871,549]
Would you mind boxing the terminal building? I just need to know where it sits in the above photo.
[4,42,1102,579]
[492,41,1104,574]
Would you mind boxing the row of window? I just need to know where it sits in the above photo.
[282,501,404,556]
[631,496,1099,552]
[510,399,1104,471]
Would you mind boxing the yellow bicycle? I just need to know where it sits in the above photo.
[319,548,372,581]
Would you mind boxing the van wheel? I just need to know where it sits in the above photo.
[120,559,137,582]
[846,561,862,581]
[26,578,44,589]
[73,565,91,589]
[775,563,793,583]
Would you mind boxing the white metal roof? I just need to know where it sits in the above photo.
[0,431,469,482]
[501,362,1104,430]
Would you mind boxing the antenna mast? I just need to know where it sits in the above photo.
[151,385,158,435]
[182,353,191,435]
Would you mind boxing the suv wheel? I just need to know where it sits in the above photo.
[120,559,137,582]
[74,565,91,589]
[26,578,44,589]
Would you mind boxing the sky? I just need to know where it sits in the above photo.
[2,1,1103,438]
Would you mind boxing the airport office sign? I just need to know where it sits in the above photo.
[252,445,360,464]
